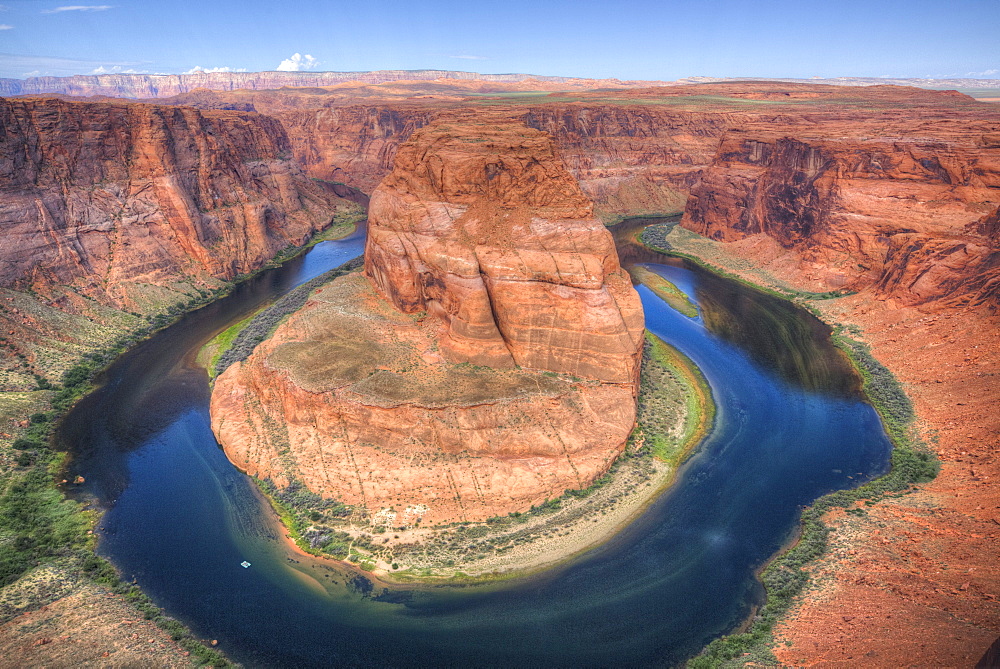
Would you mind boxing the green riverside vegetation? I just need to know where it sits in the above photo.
[641,223,855,302]
[630,265,699,318]
[0,339,232,666]
[212,256,364,378]
[248,331,716,584]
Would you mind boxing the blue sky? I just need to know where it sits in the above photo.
[0,0,997,80]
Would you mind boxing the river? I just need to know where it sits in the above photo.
[57,219,891,667]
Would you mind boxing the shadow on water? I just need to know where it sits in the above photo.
[54,218,892,667]
[612,216,861,399]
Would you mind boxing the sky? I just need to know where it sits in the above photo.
[0,0,997,81]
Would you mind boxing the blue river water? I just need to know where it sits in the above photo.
[57,221,891,667]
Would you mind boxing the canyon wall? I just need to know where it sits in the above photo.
[268,104,732,220]
[523,106,731,220]
[683,120,1000,308]
[653,93,1000,665]
[211,116,643,524]
[146,88,737,218]
[0,97,354,312]
[274,106,436,193]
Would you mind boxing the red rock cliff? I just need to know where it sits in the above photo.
[683,118,1000,308]
[0,97,353,312]
[211,116,643,524]
[365,114,644,383]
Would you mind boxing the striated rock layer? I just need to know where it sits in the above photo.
[211,117,644,524]
[364,115,644,381]
[655,101,1000,664]
[0,97,354,313]
[683,119,1000,309]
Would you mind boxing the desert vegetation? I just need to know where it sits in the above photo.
[213,257,364,378]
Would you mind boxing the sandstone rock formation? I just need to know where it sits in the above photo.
[0,97,354,313]
[151,82,987,234]
[7,78,999,660]
[683,120,1000,309]
[364,116,644,381]
[211,116,644,524]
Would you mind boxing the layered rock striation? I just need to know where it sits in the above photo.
[683,120,1000,309]
[0,97,354,312]
[364,116,644,381]
[211,116,644,524]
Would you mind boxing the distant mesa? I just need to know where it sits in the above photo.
[3,69,999,100]
[0,70,607,99]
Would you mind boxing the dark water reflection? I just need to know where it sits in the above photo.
[56,219,891,667]
[614,217,861,399]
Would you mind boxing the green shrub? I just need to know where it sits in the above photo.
[12,437,38,450]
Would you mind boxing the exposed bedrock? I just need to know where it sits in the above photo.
[0,97,354,312]
[683,125,1000,308]
[364,114,645,382]
[211,115,644,524]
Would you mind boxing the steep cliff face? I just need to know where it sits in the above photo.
[684,121,1000,308]
[524,106,731,220]
[275,106,435,193]
[269,104,730,221]
[365,115,644,382]
[211,116,643,524]
[148,87,736,219]
[0,97,353,312]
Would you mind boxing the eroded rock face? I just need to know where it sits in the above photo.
[211,117,643,524]
[0,97,353,312]
[365,115,644,382]
[683,122,1000,309]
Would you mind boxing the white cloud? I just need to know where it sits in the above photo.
[449,55,488,60]
[275,53,319,72]
[90,65,146,74]
[23,70,41,77]
[0,24,11,30]
[184,65,246,74]
[965,69,998,77]
[42,5,113,13]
